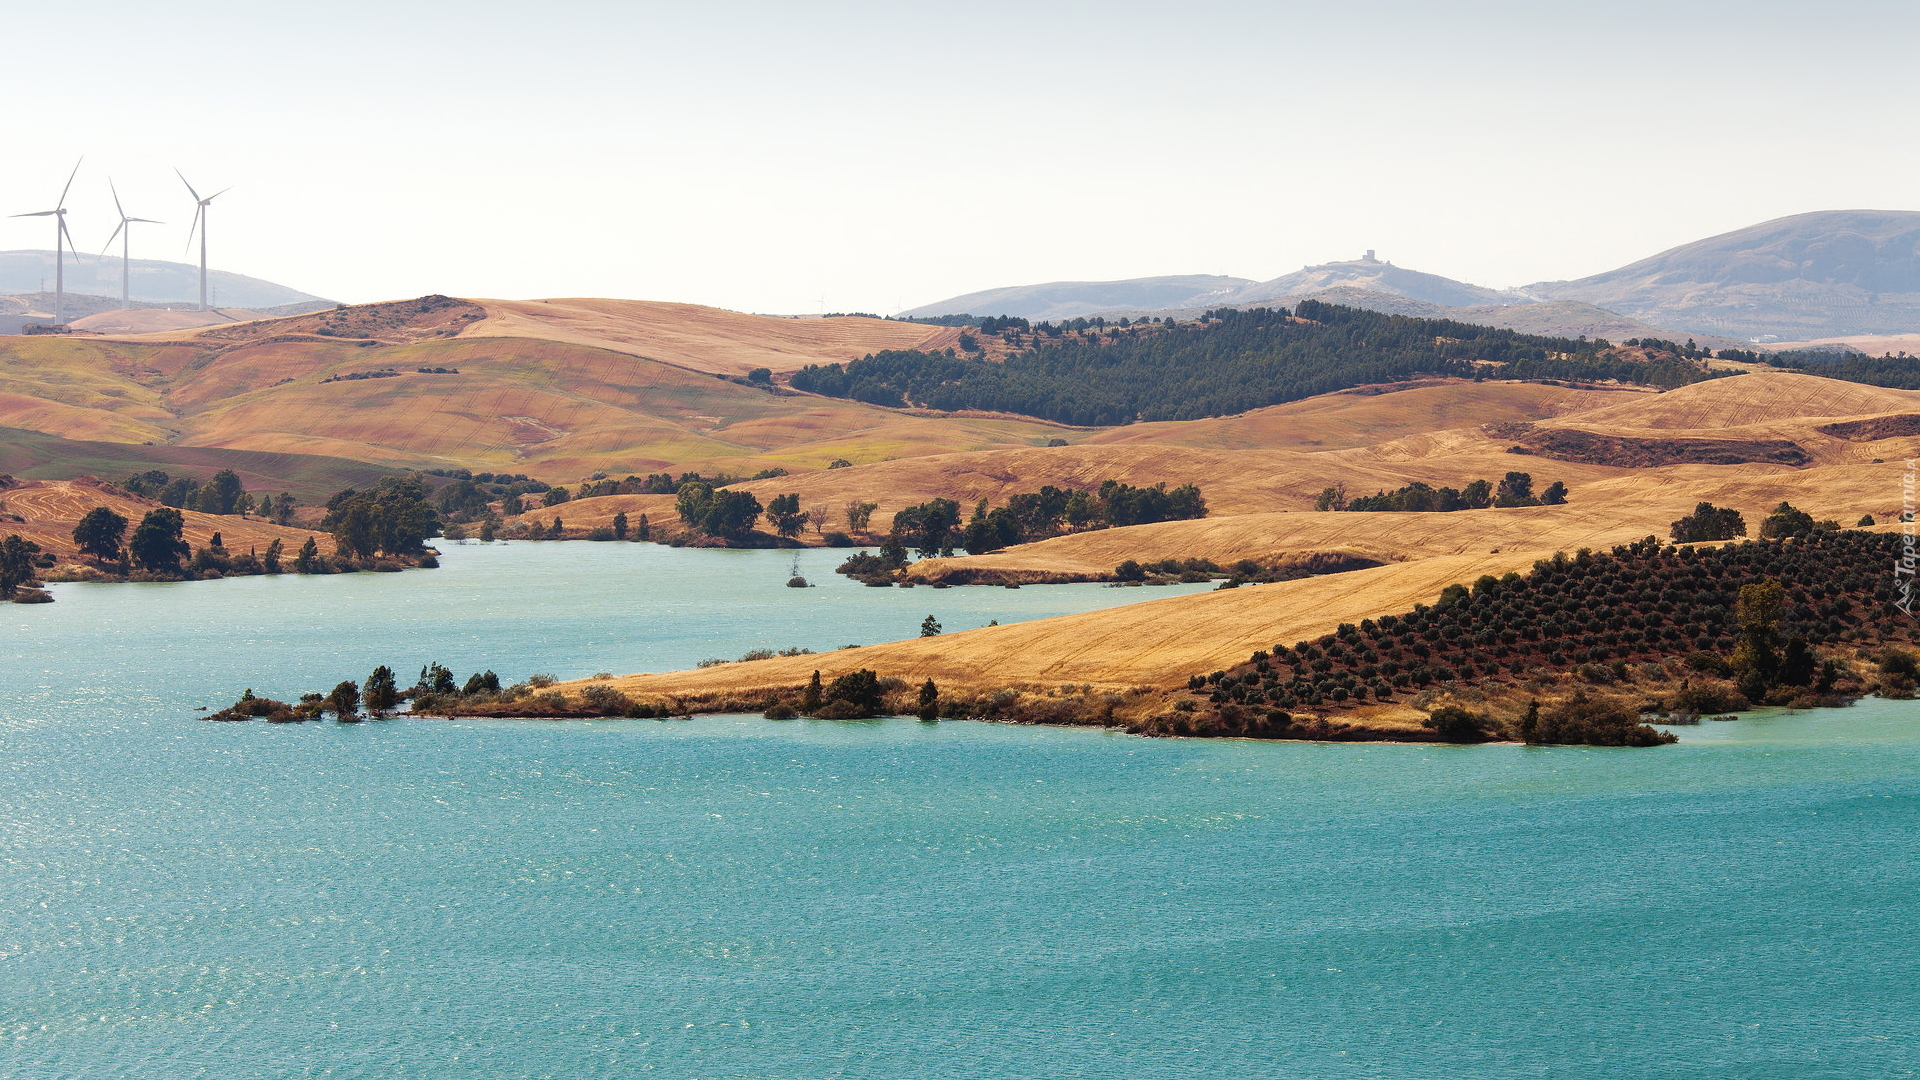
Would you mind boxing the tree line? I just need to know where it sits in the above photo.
[789,302,1724,426]
[1326,471,1566,513]
[837,479,1207,581]
[123,469,296,523]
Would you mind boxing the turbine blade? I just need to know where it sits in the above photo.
[10,210,58,218]
[129,217,163,224]
[183,205,203,254]
[110,178,125,220]
[61,217,85,260]
[101,220,125,256]
[205,186,233,204]
[175,168,201,202]
[57,158,82,209]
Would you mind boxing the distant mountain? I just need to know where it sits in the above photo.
[1221,255,1517,309]
[0,250,330,311]
[903,258,1517,323]
[1526,210,1920,341]
[898,275,1254,321]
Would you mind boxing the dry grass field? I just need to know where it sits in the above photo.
[471,300,966,376]
[8,296,1920,730]
[0,299,1075,478]
[538,371,1920,717]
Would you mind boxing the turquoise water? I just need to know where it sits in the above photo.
[2,544,1917,1078]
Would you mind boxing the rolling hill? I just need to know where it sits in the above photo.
[0,296,1079,481]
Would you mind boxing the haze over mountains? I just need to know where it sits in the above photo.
[904,210,1920,344]
[0,250,330,312]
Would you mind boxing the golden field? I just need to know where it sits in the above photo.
[0,298,1076,478]
[6,295,1920,728]
[541,370,1920,713]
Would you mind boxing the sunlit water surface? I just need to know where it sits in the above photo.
[1,543,1916,1078]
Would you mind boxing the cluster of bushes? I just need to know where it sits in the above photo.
[208,663,580,723]
[956,480,1207,555]
[789,301,1723,426]
[1168,528,1911,742]
[1669,500,1843,544]
[318,369,402,383]
[1329,472,1566,513]
[834,480,1208,580]
[1113,552,1381,588]
[437,475,549,520]
[122,469,292,521]
[697,645,816,668]
[322,476,439,559]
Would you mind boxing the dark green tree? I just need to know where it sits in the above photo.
[801,670,823,713]
[159,476,200,508]
[323,476,439,557]
[767,493,808,538]
[328,680,362,721]
[1540,481,1569,505]
[612,511,628,541]
[1732,580,1784,698]
[893,498,960,558]
[363,666,400,715]
[1670,502,1747,543]
[920,614,942,637]
[263,538,284,574]
[0,534,42,598]
[917,678,939,722]
[194,469,245,515]
[72,506,129,562]
[1494,471,1536,508]
[129,507,190,572]
[122,470,169,498]
[824,669,884,715]
[1759,501,1815,540]
[703,490,763,540]
[294,536,321,573]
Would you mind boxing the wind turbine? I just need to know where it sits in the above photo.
[176,169,230,312]
[10,159,84,323]
[101,180,162,310]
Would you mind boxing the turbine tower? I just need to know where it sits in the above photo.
[10,160,84,323]
[176,169,230,312]
[101,180,162,310]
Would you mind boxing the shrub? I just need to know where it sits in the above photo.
[579,684,633,715]
[1422,705,1495,743]
[819,669,884,717]
[824,531,854,547]
[1534,693,1675,746]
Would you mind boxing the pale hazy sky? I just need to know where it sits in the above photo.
[4,0,1914,313]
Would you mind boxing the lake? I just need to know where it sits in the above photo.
[2,543,1916,1078]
